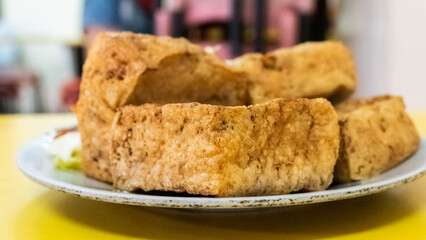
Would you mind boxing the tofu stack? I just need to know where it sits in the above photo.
[75,31,419,196]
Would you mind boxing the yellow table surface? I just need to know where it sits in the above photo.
[1,113,425,240]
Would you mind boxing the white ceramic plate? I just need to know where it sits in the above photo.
[17,129,426,209]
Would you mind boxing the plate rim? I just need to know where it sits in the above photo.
[16,131,426,209]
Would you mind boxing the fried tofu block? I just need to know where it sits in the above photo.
[334,95,420,182]
[111,98,340,197]
[76,32,248,182]
[228,41,356,104]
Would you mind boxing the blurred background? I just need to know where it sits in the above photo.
[0,0,425,113]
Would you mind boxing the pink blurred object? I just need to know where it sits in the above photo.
[279,8,298,47]
[266,0,314,29]
[154,9,172,36]
[265,0,293,29]
[293,0,315,14]
[166,0,186,10]
[186,0,231,26]
[61,78,81,108]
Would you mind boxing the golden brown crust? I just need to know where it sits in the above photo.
[85,32,249,109]
[76,31,249,182]
[228,41,356,104]
[111,98,340,197]
[334,95,420,182]
[76,33,356,185]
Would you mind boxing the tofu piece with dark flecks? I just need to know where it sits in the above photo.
[111,98,340,197]
[228,41,356,104]
[334,95,420,182]
[75,31,249,182]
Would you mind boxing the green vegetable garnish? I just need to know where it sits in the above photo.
[53,149,82,171]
